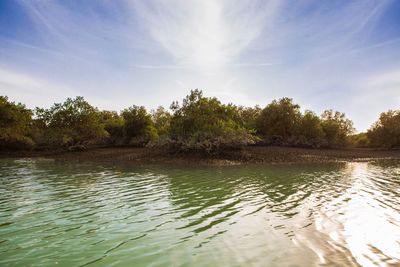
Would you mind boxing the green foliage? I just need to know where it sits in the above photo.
[255,99,355,148]
[234,105,261,131]
[0,96,35,149]
[350,132,370,148]
[297,110,325,148]
[100,111,124,145]
[35,97,107,147]
[320,110,355,147]
[121,105,157,146]
[256,97,302,145]
[151,106,171,138]
[168,89,256,154]
[368,110,400,148]
[2,91,392,152]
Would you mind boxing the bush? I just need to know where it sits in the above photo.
[35,97,107,148]
[0,92,368,152]
[100,111,124,145]
[256,97,301,145]
[350,133,370,148]
[167,89,257,154]
[234,105,261,131]
[296,110,325,148]
[121,105,157,146]
[151,106,172,138]
[368,110,400,148]
[0,96,35,150]
[320,110,355,148]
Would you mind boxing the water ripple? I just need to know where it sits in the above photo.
[0,160,399,266]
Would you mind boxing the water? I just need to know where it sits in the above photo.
[0,159,399,267]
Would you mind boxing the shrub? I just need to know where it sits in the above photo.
[296,110,325,148]
[350,132,370,148]
[256,97,301,145]
[151,106,172,138]
[367,110,400,148]
[121,105,157,146]
[100,111,124,145]
[320,110,355,148]
[35,97,107,148]
[234,105,261,131]
[168,89,257,154]
[0,96,35,150]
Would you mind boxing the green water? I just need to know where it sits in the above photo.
[0,159,399,267]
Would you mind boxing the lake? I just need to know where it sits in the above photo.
[0,159,399,266]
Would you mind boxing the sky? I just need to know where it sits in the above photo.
[0,0,399,132]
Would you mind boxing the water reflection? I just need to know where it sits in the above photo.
[293,162,400,267]
[0,159,399,266]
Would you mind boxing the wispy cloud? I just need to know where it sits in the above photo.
[0,0,399,131]
[349,69,400,131]
[0,68,77,108]
[132,0,281,69]
[14,0,394,67]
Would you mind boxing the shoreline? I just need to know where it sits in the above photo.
[1,146,400,166]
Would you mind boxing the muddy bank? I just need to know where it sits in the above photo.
[2,146,400,165]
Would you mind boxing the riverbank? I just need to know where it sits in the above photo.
[2,146,400,165]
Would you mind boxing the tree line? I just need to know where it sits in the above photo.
[0,90,399,153]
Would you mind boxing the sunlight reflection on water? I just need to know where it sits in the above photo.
[293,162,400,266]
[0,159,399,266]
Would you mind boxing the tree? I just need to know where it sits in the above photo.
[0,93,367,152]
[168,89,256,154]
[35,97,107,148]
[350,132,370,148]
[234,105,261,131]
[367,110,400,148]
[0,96,35,149]
[297,110,325,148]
[151,106,171,138]
[100,111,124,145]
[320,110,355,147]
[256,97,302,145]
[121,105,156,146]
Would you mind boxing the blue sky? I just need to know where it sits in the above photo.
[0,0,399,131]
